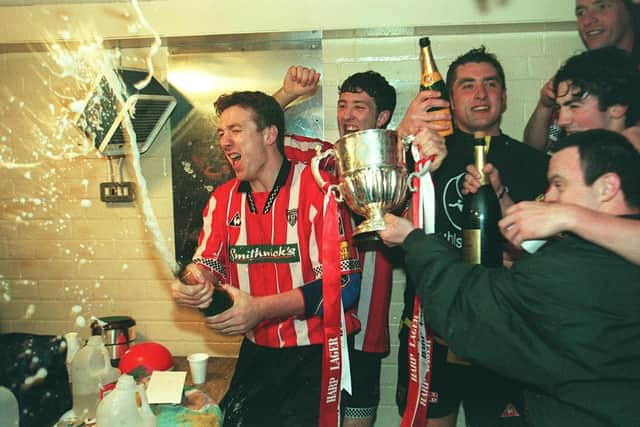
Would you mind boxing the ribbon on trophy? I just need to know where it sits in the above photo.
[319,184,351,427]
[401,137,436,427]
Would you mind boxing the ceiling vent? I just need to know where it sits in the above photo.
[76,68,177,157]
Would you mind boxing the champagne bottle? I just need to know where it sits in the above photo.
[419,36,453,136]
[200,286,234,317]
[462,132,502,267]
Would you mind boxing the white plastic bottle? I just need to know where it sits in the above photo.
[96,374,156,427]
[0,386,19,427]
[70,335,120,421]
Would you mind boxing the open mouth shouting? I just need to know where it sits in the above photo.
[227,152,242,169]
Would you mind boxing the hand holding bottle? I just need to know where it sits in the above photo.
[204,285,263,335]
[461,135,502,266]
[462,162,504,199]
[397,90,452,139]
[171,263,215,309]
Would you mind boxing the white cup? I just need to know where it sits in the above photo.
[187,353,209,385]
[521,239,547,254]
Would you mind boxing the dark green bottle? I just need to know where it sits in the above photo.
[200,286,233,316]
[462,133,502,267]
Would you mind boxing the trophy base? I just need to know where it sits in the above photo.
[353,217,386,236]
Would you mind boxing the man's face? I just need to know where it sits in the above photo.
[544,146,600,209]
[217,105,270,184]
[556,80,618,134]
[575,0,635,51]
[449,62,507,136]
[336,90,386,137]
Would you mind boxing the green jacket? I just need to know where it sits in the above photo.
[402,223,640,426]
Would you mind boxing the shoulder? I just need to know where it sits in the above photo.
[284,134,332,164]
[213,178,239,194]
[499,134,549,162]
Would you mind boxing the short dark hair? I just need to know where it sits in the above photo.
[554,129,640,209]
[338,71,397,128]
[553,47,640,128]
[446,46,506,91]
[214,91,285,155]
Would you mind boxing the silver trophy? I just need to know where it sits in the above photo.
[311,129,409,236]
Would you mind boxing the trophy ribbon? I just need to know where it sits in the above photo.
[319,188,350,427]
[401,142,435,427]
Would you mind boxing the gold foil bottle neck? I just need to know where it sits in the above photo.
[473,133,490,186]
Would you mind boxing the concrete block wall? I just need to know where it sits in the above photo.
[0,26,583,426]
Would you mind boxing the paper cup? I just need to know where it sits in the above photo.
[521,239,547,254]
[187,353,209,385]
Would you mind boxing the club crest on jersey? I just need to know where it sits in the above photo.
[287,208,298,226]
[229,212,241,227]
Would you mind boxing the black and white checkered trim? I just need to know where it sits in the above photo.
[341,258,360,272]
[343,406,377,419]
[193,258,226,278]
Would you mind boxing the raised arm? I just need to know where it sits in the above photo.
[523,77,556,152]
[273,65,321,109]
[500,202,640,265]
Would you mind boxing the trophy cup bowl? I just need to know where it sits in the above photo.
[311,129,408,236]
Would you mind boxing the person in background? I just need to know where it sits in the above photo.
[493,46,640,265]
[274,65,446,427]
[380,129,640,427]
[170,90,362,427]
[523,0,640,152]
[395,46,549,427]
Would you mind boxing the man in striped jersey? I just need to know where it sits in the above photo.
[275,66,446,427]
[274,67,398,427]
[171,90,362,426]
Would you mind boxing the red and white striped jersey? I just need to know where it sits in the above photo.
[193,160,361,348]
[283,134,333,164]
[355,248,394,353]
[284,133,395,354]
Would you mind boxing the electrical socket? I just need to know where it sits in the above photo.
[100,182,136,203]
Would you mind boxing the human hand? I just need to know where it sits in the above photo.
[538,77,556,109]
[282,65,320,99]
[461,163,504,196]
[378,213,417,247]
[409,128,448,172]
[171,264,215,309]
[204,285,263,335]
[397,90,451,140]
[499,201,572,247]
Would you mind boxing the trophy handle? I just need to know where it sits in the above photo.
[310,147,343,202]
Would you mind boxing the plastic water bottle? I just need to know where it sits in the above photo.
[96,374,156,427]
[70,335,120,421]
[0,386,19,427]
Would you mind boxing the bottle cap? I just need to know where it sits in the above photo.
[419,37,431,48]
